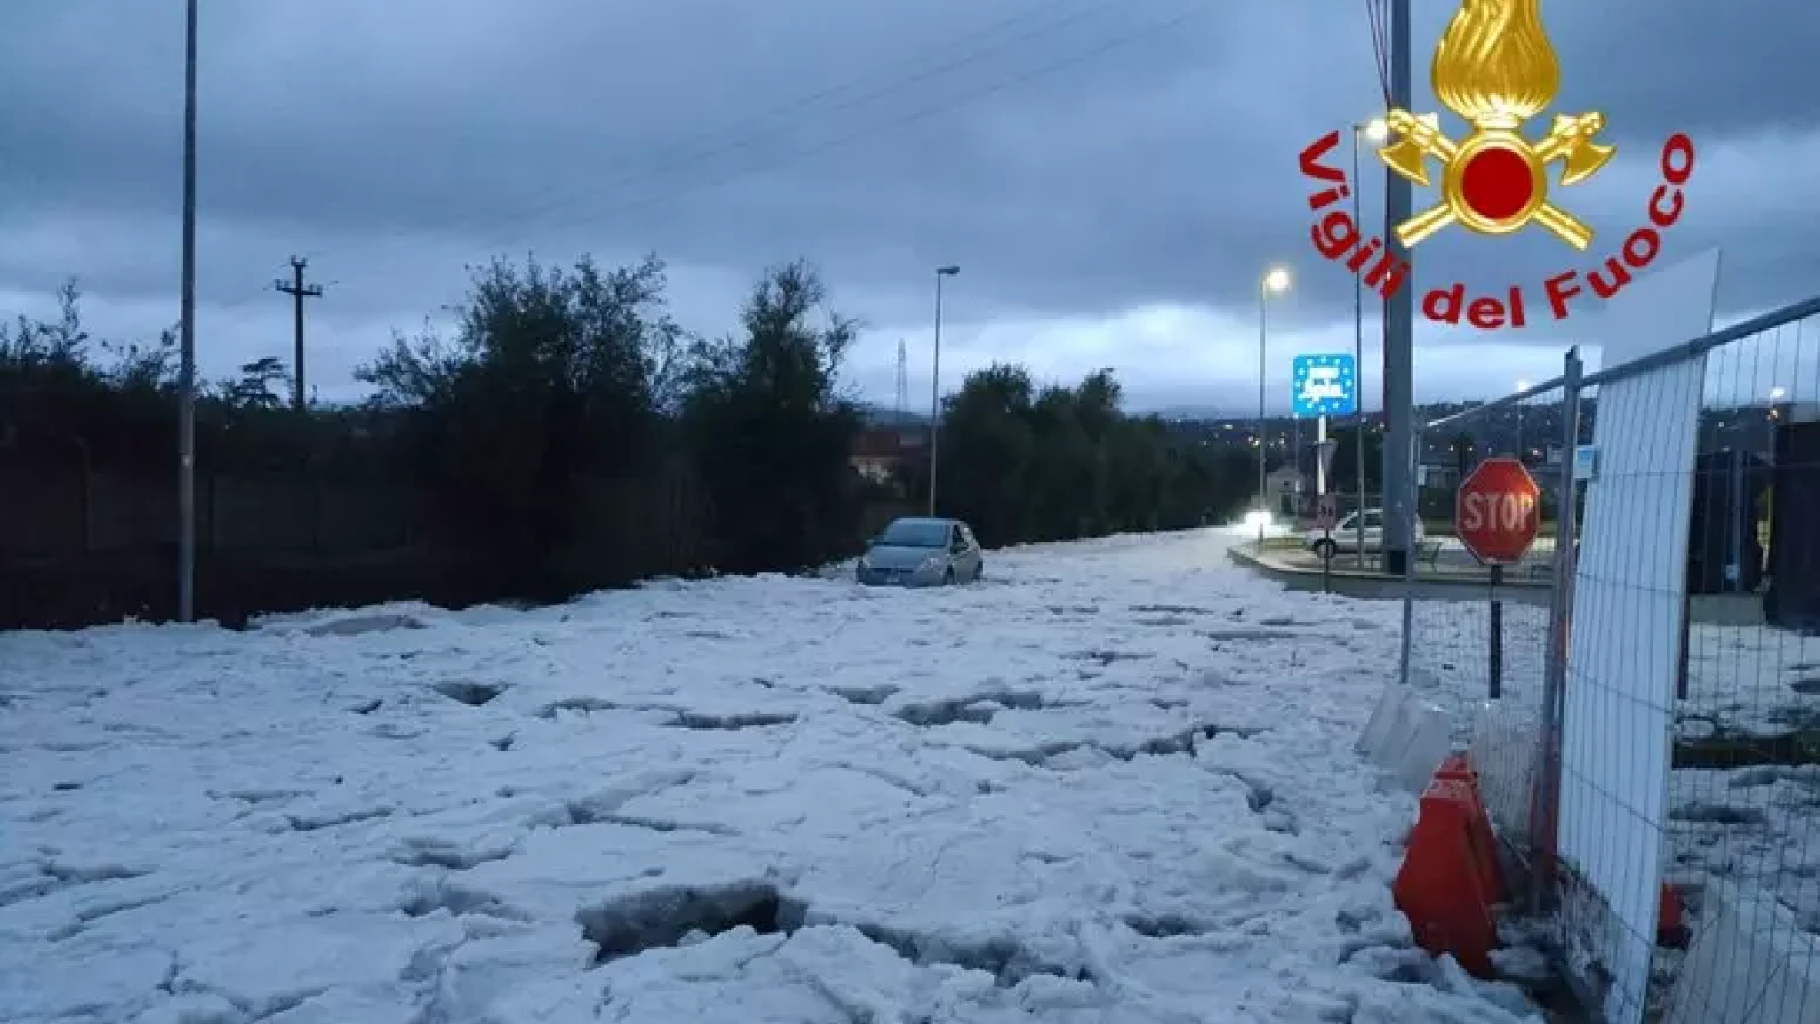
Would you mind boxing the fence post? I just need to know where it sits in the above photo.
[1531,346,1583,912]
[1488,564,1504,699]
[1398,423,1423,688]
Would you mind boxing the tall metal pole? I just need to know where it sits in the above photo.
[1257,285,1268,542]
[929,277,942,517]
[1351,127,1368,568]
[927,265,958,516]
[1316,415,1328,496]
[177,0,199,623]
[1380,0,1416,576]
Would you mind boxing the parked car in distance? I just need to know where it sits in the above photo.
[1305,508,1425,559]
[856,516,983,587]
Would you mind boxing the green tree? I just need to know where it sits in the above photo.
[356,253,679,596]
[934,364,1036,545]
[223,356,289,410]
[679,260,862,573]
[933,366,1252,547]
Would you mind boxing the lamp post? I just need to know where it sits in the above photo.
[1352,117,1387,567]
[1515,379,1530,461]
[177,0,199,622]
[928,264,960,516]
[1257,266,1291,542]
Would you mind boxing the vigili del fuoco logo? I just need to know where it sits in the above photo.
[1297,0,1695,329]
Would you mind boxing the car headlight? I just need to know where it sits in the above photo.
[918,556,943,572]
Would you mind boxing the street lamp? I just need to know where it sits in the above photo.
[928,264,961,516]
[177,0,199,622]
[1256,266,1291,541]
[1351,117,1387,567]
[1514,379,1530,460]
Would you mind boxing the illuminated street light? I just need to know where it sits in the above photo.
[1362,117,1390,143]
[1256,266,1292,541]
[1514,381,1530,460]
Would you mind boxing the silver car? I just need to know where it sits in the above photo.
[856,516,984,586]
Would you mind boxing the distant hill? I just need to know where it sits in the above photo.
[857,404,928,427]
[1152,405,1236,421]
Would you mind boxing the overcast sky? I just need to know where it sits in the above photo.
[5,0,1818,415]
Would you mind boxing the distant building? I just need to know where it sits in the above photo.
[1265,466,1305,518]
[850,426,925,483]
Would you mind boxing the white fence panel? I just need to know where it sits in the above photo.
[1558,355,1706,1024]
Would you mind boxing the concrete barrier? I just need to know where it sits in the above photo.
[1664,880,1820,1024]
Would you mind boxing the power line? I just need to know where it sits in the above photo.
[199,3,1209,343]
[476,0,1137,237]
[250,0,1135,281]
[199,1,1140,319]
[485,4,1211,251]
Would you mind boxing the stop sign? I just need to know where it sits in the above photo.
[1455,457,1541,565]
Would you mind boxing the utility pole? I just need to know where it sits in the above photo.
[275,257,323,411]
[177,0,199,623]
[1380,0,1416,576]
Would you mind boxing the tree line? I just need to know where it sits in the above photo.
[925,364,1255,546]
[2,254,1258,618]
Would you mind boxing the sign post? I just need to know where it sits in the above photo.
[1456,457,1542,700]
[1292,353,1359,567]
[1315,493,1339,592]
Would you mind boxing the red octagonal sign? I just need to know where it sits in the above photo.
[1455,457,1541,565]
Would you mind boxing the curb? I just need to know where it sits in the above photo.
[1227,545,1765,625]
[1225,545,1551,595]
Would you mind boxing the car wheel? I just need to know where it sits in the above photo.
[974,561,984,581]
[944,567,956,585]
[1312,539,1337,560]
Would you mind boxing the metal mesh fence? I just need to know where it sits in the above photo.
[1403,384,1563,839]
[1393,294,1820,1024]
[1623,307,1820,1024]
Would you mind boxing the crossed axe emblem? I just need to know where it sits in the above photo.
[1377,108,1615,250]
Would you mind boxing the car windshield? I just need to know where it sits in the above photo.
[875,520,949,547]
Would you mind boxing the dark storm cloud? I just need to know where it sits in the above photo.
[1,0,1815,405]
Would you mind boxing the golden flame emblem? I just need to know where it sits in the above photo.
[1377,0,1613,250]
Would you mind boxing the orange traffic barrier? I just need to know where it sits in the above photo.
[1436,752,1474,780]
[1392,755,1504,977]
[1439,755,1504,906]
[1658,883,1688,947]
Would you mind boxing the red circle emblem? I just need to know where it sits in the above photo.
[1459,146,1534,222]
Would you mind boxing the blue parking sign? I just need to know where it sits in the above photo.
[1290,353,1357,418]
